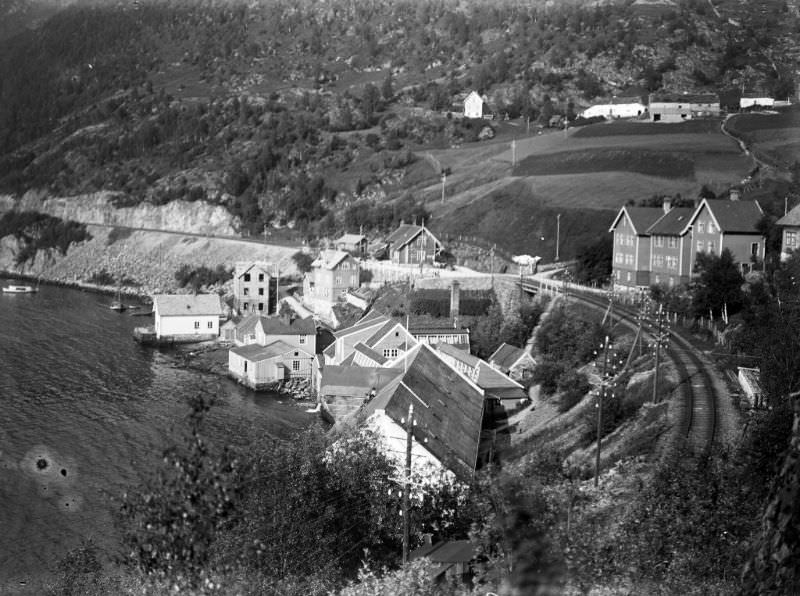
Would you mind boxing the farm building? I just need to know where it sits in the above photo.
[649,93,720,122]
[152,294,223,341]
[740,95,774,109]
[775,203,800,261]
[463,91,489,119]
[580,96,646,119]
[334,233,368,257]
[385,223,442,266]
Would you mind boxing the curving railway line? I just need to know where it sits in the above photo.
[567,289,719,455]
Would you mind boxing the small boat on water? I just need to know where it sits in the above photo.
[110,287,127,312]
[2,284,38,294]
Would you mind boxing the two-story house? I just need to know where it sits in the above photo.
[646,203,694,287]
[334,233,368,258]
[233,313,316,352]
[680,197,764,274]
[609,206,664,290]
[776,203,800,261]
[385,224,443,266]
[233,262,273,314]
[303,250,360,304]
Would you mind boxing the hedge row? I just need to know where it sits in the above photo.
[408,289,493,317]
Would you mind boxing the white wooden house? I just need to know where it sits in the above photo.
[464,91,488,119]
[152,294,223,341]
[228,341,314,389]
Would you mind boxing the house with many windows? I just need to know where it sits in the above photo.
[680,197,764,274]
[303,250,360,304]
[776,203,800,261]
[608,206,664,289]
[233,262,273,314]
[646,204,694,287]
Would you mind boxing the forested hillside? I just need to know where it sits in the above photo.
[0,0,797,240]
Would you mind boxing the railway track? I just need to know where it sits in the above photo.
[569,290,718,455]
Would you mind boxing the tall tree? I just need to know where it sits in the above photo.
[690,248,745,319]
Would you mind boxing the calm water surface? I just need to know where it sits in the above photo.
[0,280,313,587]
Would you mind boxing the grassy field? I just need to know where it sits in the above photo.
[572,119,722,137]
[513,149,695,179]
[727,107,800,169]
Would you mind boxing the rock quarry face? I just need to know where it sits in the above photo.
[9,191,239,236]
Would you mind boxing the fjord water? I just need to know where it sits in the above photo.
[0,280,312,586]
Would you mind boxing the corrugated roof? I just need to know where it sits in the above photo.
[153,294,223,316]
[776,204,800,227]
[646,207,694,235]
[230,340,309,361]
[683,199,763,234]
[489,343,526,370]
[436,342,480,368]
[476,361,524,391]
[356,344,485,478]
[311,249,351,270]
[320,365,403,397]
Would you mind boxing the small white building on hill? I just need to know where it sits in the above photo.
[580,96,646,119]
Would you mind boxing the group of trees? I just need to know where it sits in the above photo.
[0,211,91,266]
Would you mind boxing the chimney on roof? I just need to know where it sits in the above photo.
[662,197,672,214]
[730,188,741,201]
[450,280,460,322]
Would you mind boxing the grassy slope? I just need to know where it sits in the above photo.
[420,119,753,259]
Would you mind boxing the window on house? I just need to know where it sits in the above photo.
[655,275,660,284]
[244,361,248,372]
[787,231,797,248]
[697,241,703,253]
[258,288,264,295]
[335,276,341,285]
[258,303,264,311]
[207,321,213,329]
[655,236,664,247]
[244,273,251,282]
[751,242,759,256]
[194,321,200,329]
[668,237,677,249]
[299,336,306,344]
[258,273,264,282]
[615,253,623,263]
[707,222,715,234]
[699,222,706,233]
[627,272,632,281]
[292,360,300,371]
[382,348,399,358]
[667,257,677,270]
[243,288,249,296]
[243,302,249,310]
[708,241,715,253]
[625,254,634,265]
[654,255,664,267]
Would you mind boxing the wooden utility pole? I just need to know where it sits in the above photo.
[651,303,669,403]
[402,403,414,565]
[440,171,446,203]
[595,335,611,487]
[511,138,517,167]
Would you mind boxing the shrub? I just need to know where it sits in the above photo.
[86,269,116,286]
[409,289,493,317]
[174,264,232,290]
[556,370,591,412]
[532,360,567,396]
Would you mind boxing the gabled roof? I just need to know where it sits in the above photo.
[608,206,664,234]
[680,199,764,235]
[489,343,530,370]
[333,312,392,339]
[230,340,311,361]
[236,314,316,336]
[436,342,480,369]
[776,204,800,227]
[336,233,367,245]
[384,224,441,251]
[353,342,388,365]
[320,365,403,397]
[364,319,415,348]
[234,261,271,279]
[153,294,222,316]
[356,344,485,479]
[646,207,694,236]
[312,250,352,270]
[476,361,524,391]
